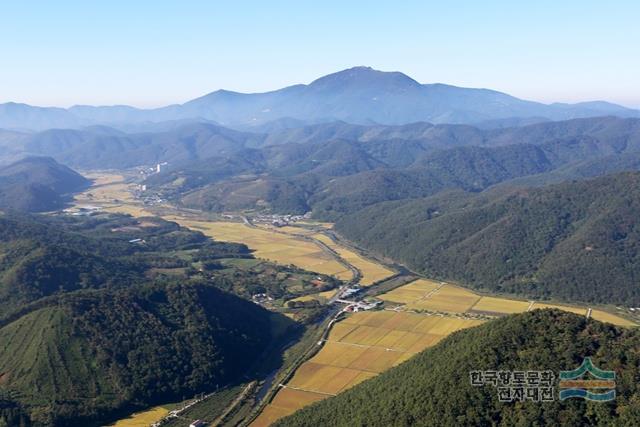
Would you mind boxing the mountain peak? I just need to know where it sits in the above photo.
[309,66,421,90]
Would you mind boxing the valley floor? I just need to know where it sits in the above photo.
[69,172,637,427]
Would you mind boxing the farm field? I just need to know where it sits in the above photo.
[390,280,634,327]
[311,233,395,286]
[252,308,484,426]
[404,284,480,313]
[72,172,151,217]
[289,289,339,303]
[106,406,169,427]
[164,220,353,280]
[253,278,637,425]
[531,302,586,315]
[469,296,532,314]
[590,309,638,326]
[377,279,442,304]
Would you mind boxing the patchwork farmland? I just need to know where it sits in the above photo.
[165,220,354,280]
[258,224,395,286]
[311,233,395,286]
[73,172,151,217]
[379,279,634,326]
[251,277,636,426]
[251,287,484,426]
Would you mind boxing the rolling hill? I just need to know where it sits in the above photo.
[0,157,89,211]
[0,282,275,426]
[0,212,290,426]
[142,116,640,218]
[335,172,640,305]
[276,310,640,426]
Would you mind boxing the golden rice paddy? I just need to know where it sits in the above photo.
[470,296,532,314]
[253,308,484,426]
[107,406,168,427]
[378,279,442,304]
[530,302,586,316]
[386,280,635,327]
[73,173,151,218]
[290,289,339,303]
[311,233,395,286]
[590,309,637,326]
[166,220,352,280]
[404,284,480,313]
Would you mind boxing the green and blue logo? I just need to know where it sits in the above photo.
[559,358,616,402]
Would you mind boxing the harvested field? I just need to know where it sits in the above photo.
[405,285,480,313]
[378,279,441,304]
[108,406,168,427]
[531,303,587,316]
[269,388,326,411]
[256,310,484,425]
[165,220,352,280]
[311,233,394,286]
[589,309,636,326]
[470,297,531,314]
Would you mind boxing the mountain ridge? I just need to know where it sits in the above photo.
[1,67,638,131]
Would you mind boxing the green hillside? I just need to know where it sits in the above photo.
[143,117,640,218]
[0,282,277,426]
[0,212,314,426]
[277,310,640,427]
[335,172,640,305]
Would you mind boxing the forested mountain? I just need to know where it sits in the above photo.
[0,157,89,211]
[140,116,640,218]
[0,282,274,427]
[18,123,263,169]
[277,310,640,426]
[0,213,290,426]
[0,213,211,317]
[1,67,638,130]
[335,172,640,305]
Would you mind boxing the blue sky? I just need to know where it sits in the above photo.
[1,1,638,108]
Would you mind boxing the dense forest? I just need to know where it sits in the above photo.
[335,172,640,305]
[0,212,304,426]
[0,282,278,426]
[277,310,640,426]
[135,116,640,218]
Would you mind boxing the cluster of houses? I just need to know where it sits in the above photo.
[150,391,214,427]
[252,293,274,304]
[253,212,312,227]
[63,205,103,216]
[137,162,168,177]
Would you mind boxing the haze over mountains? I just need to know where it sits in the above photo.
[2,67,639,131]
[2,63,640,427]
[0,157,89,211]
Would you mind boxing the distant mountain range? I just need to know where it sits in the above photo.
[1,67,639,131]
[0,156,89,211]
